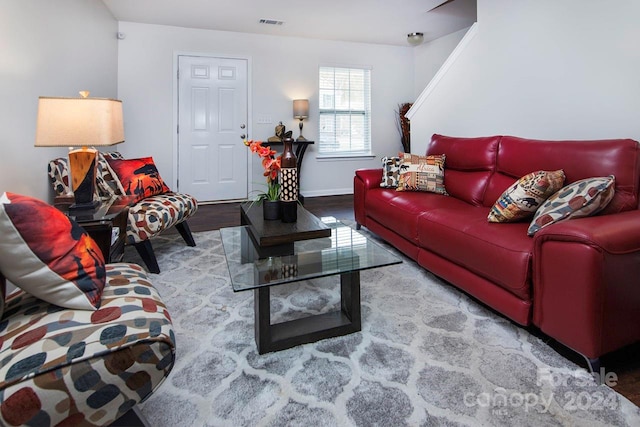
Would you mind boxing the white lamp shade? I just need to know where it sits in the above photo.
[293,99,309,119]
[35,97,125,147]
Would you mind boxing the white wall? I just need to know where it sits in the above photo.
[413,27,469,98]
[409,0,640,156]
[0,0,118,201]
[116,22,414,197]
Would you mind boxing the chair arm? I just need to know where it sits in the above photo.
[532,210,640,359]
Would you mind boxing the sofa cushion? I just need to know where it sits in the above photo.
[365,189,469,243]
[427,134,500,206]
[488,170,565,223]
[528,176,616,235]
[380,155,402,188]
[107,157,171,203]
[0,192,105,310]
[418,206,533,300]
[396,153,447,194]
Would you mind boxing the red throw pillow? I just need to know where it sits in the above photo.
[107,157,171,203]
[0,192,105,310]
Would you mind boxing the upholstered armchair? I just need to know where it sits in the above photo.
[48,152,198,273]
[0,192,175,426]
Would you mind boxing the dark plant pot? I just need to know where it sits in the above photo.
[262,200,281,220]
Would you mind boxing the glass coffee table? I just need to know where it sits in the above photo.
[220,215,402,354]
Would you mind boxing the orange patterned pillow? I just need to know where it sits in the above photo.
[396,153,447,194]
[488,170,566,223]
[107,157,171,203]
[0,192,105,310]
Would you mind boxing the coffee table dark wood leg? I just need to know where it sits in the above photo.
[341,271,361,329]
[254,287,271,354]
[254,271,362,354]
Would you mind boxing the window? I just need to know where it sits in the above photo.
[318,66,371,156]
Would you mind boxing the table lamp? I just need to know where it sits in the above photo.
[293,99,309,141]
[35,91,124,211]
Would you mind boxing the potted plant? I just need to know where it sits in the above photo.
[245,139,281,219]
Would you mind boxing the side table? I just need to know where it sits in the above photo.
[56,196,133,263]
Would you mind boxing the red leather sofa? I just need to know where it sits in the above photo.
[354,134,640,367]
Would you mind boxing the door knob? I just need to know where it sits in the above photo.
[240,134,246,139]
[240,124,246,129]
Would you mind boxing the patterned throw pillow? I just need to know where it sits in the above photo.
[380,155,403,188]
[527,176,616,236]
[107,157,171,203]
[396,153,447,194]
[0,192,105,310]
[488,170,565,223]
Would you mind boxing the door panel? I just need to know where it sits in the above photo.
[178,55,248,201]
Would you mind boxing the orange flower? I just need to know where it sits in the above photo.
[262,157,281,181]
[244,140,281,199]
[249,140,262,153]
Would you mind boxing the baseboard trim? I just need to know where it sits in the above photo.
[300,188,353,198]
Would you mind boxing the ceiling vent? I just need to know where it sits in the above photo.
[259,19,284,26]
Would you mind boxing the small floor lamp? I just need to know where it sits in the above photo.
[35,91,124,211]
[293,99,309,142]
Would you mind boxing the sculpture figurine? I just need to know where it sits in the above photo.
[268,122,286,142]
[268,122,294,142]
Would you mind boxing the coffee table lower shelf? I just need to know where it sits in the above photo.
[254,271,361,354]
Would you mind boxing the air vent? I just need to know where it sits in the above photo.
[259,19,284,25]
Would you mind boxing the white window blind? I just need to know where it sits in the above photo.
[318,66,371,156]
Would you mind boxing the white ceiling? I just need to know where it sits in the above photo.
[102,0,477,47]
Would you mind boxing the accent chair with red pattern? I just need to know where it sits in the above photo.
[48,152,198,273]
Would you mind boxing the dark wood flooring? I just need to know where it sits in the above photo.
[183,194,639,407]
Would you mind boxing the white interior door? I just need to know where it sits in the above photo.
[178,55,248,202]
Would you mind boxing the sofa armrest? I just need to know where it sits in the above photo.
[532,211,640,359]
[354,168,383,226]
[355,168,383,190]
[535,210,640,253]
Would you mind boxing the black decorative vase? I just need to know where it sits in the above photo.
[262,200,281,220]
[280,137,298,223]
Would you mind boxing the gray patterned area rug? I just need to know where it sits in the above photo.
[125,227,640,426]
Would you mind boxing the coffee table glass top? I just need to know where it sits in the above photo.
[220,218,402,292]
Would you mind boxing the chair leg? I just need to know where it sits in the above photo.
[134,240,160,274]
[176,221,196,247]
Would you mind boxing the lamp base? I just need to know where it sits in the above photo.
[68,146,99,213]
[297,119,307,142]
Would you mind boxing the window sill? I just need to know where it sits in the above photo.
[316,154,376,161]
